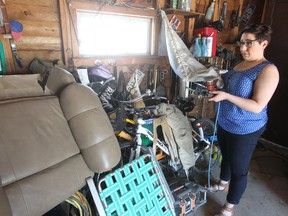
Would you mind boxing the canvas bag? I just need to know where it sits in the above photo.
[153,103,195,171]
[28,58,53,74]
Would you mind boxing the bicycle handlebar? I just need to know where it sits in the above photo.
[117,92,153,104]
[125,105,159,114]
[115,92,168,105]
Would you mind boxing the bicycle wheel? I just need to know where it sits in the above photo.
[192,118,221,173]
[192,118,215,137]
[194,141,221,173]
[118,141,151,167]
[118,141,135,167]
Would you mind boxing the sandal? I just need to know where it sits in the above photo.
[206,181,229,193]
[215,204,235,216]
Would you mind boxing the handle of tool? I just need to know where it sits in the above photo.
[222,1,228,20]
[16,58,23,68]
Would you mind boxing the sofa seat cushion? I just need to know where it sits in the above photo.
[0,96,80,186]
[5,155,93,216]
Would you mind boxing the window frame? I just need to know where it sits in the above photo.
[59,0,160,67]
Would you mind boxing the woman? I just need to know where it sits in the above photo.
[208,24,279,216]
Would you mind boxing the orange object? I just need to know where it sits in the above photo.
[206,80,216,91]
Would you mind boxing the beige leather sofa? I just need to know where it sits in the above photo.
[0,67,121,216]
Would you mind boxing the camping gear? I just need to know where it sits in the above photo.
[152,103,195,172]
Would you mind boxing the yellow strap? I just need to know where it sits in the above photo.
[118,130,133,141]
[126,118,135,124]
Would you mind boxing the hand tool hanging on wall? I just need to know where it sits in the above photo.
[221,1,228,23]
[10,39,23,68]
[210,1,228,32]
[229,5,240,28]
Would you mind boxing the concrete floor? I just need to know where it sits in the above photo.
[190,141,288,216]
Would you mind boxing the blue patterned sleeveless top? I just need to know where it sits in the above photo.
[217,60,272,134]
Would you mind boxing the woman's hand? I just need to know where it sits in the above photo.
[208,91,228,102]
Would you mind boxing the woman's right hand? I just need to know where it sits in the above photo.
[208,91,228,102]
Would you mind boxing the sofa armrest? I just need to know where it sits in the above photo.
[60,83,121,173]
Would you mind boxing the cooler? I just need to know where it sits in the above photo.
[193,27,218,56]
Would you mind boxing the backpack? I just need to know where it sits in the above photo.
[152,103,195,172]
[28,58,53,74]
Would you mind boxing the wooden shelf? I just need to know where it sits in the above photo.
[164,8,204,45]
[164,8,204,17]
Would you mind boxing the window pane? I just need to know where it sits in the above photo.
[77,10,152,56]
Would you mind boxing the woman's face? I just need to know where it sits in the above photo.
[239,33,268,61]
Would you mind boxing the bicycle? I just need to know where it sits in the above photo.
[115,103,213,215]
[109,91,168,143]
[105,91,220,215]
[114,92,221,174]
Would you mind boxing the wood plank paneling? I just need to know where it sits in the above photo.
[6,2,58,22]
[6,0,58,7]
[20,21,61,38]
[15,36,61,51]
[4,0,61,73]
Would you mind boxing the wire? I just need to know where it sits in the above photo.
[207,101,220,188]
[118,0,155,11]
[66,191,92,216]
[66,198,83,216]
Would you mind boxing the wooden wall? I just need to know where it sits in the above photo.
[2,0,267,75]
[3,0,62,74]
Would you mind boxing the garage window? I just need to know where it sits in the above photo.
[59,1,159,66]
[77,11,153,56]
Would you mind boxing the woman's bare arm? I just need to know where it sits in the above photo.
[208,64,279,113]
